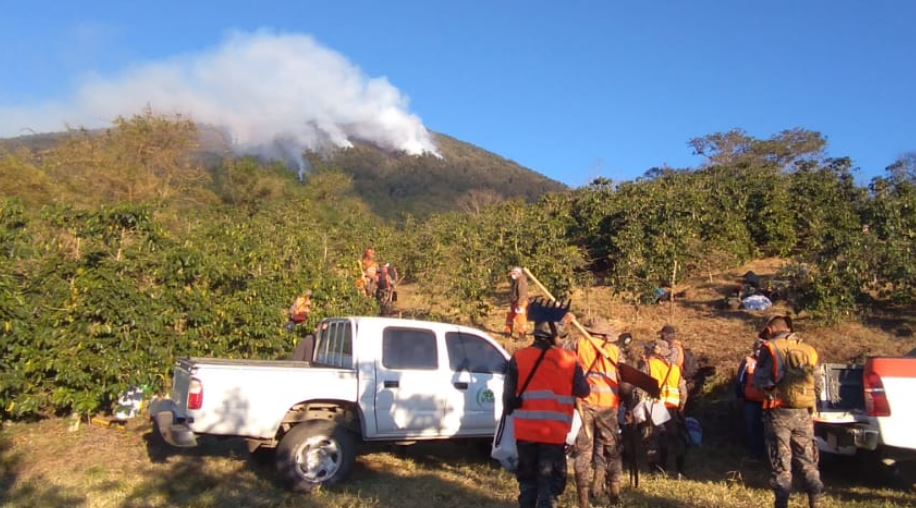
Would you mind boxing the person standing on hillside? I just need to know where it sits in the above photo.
[640,340,688,477]
[504,318,590,508]
[753,316,824,508]
[376,262,398,317]
[660,324,688,373]
[286,290,312,332]
[360,248,378,298]
[573,317,623,508]
[505,267,529,340]
[660,324,700,408]
[736,338,767,459]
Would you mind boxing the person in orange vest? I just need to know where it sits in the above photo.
[753,316,823,508]
[736,338,767,459]
[503,318,590,508]
[573,317,623,508]
[504,267,529,340]
[641,339,688,476]
[359,248,378,298]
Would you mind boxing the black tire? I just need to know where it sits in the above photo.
[275,420,358,492]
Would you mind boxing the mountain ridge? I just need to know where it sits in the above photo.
[0,125,566,218]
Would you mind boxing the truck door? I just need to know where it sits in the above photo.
[444,331,508,435]
[374,326,456,436]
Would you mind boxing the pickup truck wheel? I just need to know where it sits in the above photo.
[276,420,357,492]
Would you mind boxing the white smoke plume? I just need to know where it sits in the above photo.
[0,31,440,175]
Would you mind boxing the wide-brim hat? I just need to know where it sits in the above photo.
[586,317,616,340]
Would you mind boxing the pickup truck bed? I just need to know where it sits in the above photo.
[150,316,510,492]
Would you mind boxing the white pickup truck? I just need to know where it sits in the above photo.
[149,316,509,491]
[815,356,916,484]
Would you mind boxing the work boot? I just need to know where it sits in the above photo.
[607,482,621,507]
[808,493,823,508]
[774,492,789,508]
[577,483,590,508]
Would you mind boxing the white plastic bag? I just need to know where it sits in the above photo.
[491,414,518,471]
[114,387,146,421]
[491,410,583,472]
[631,399,672,426]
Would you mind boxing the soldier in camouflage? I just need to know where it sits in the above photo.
[753,316,824,508]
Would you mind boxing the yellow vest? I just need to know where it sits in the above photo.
[649,357,682,409]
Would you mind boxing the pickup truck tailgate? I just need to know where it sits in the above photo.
[872,358,916,450]
[171,358,195,417]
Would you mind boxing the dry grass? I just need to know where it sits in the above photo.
[3,258,915,507]
[2,418,914,507]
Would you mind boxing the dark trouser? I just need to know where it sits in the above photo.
[641,408,685,474]
[763,408,823,507]
[574,405,623,495]
[744,400,765,459]
[376,289,395,316]
[516,441,567,508]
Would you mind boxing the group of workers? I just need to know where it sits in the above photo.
[504,281,823,508]
[359,247,399,316]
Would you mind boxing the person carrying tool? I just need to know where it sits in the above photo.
[503,301,590,508]
[753,316,824,508]
[641,339,688,476]
[505,267,529,339]
[573,317,624,508]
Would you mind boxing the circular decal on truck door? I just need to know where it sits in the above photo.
[477,388,495,406]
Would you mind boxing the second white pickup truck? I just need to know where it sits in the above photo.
[149,316,510,491]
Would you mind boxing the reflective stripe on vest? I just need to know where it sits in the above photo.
[514,410,575,424]
[521,390,577,405]
[577,337,620,409]
[648,357,682,409]
[514,346,578,444]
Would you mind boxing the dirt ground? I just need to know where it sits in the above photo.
[2,258,915,507]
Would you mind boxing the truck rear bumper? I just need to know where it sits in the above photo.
[815,422,879,455]
[149,398,198,448]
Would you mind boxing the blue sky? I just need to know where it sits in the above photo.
[1,1,914,186]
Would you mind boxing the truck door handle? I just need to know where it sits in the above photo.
[453,382,469,390]
[384,380,399,388]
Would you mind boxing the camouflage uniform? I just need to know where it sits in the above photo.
[573,405,623,503]
[763,408,823,507]
[754,326,824,508]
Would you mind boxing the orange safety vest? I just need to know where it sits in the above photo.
[577,337,620,409]
[742,356,766,403]
[514,346,579,445]
[648,357,682,409]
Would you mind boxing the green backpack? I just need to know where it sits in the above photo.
[771,335,818,409]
